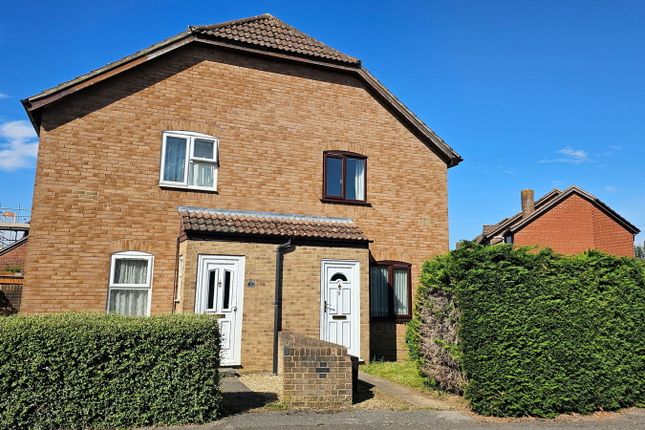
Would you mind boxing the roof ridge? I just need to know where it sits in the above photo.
[476,188,563,241]
[190,13,360,65]
[477,186,640,242]
[190,13,274,32]
[21,15,462,167]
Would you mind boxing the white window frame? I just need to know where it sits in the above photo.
[159,131,219,191]
[107,251,154,316]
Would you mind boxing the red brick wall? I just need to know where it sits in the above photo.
[0,277,22,314]
[0,239,28,271]
[513,194,635,257]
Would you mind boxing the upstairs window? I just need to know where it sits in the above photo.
[108,251,153,316]
[323,151,367,203]
[370,261,411,321]
[160,131,218,191]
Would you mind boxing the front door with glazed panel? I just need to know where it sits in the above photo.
[196,255,245,366]
[320,260,360,357]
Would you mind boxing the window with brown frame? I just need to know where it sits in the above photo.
[369,261,412,321]
[322,151,367,204]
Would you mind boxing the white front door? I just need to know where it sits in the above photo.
[320,260,360,358]
[195,255,245,366]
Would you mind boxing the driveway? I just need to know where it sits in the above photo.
[153,371,645,430]
[159,408,645,430]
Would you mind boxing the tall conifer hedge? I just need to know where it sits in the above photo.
[408,243,645,417]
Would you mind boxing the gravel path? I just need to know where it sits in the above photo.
[238,372,411,411]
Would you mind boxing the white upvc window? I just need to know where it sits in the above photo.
[107,251,153,316]
[160,131,219,191]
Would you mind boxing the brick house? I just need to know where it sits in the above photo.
[475,187,640,257]
[0,236,28,272]
[0,236,27,314]
[20,14,461,370]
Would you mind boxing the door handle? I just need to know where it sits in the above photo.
[233,306,237,312]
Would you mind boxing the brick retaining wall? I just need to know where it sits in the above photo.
[280,331,353,409]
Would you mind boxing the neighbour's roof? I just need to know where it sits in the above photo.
[0,235,28,257]
[475,189,561,243]
[475,186,640,243]
[190,14,360,65]
[179,207,370,242]
[21,14,462,167]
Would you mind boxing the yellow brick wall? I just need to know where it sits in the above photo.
[23,43,450,359]
[180,239,369,371]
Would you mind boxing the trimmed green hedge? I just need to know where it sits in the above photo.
[0,313,221,429]
[408,243,645,417]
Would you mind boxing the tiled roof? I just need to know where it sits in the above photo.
[179,207,369,242]
[22,14,462,167]
[0,235,28,257]
[475,186,640,243]
[191,14,360,65]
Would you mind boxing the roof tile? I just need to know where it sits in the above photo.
[179,208,369,242]
[191,14,360,65]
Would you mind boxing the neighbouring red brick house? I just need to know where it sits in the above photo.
[0,236,27,314]
[0,236,28,272]
[476,187,640,257]
[19,14,461,369]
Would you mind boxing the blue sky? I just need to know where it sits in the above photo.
[1,0,643,247]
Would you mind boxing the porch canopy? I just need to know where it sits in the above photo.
[178,207,370,243]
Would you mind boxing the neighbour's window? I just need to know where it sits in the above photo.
[370,261,411,320]
[107,251,153,316]
[160,131,218,190]
[323,151,367,203]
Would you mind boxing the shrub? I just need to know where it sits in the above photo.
[408,243,645,417]
[2,265,22,273]
[0,313,221,429]
[406,254,466,394]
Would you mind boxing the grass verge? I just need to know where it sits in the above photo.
[361,360,434,393]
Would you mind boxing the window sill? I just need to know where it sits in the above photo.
[160,184,219,194]
[320,198,372,207]
[370,316,412,323]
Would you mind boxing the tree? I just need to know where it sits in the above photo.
[635,243,645,259]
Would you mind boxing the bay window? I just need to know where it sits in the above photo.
[323,151,367,203]
[107,251,153,316]
[160,131,218,190]
[370,261,411,320]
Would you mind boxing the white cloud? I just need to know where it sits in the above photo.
[596,145,622,157]
[0,120,38,171]
[603,185,619,193]
[0,92,8,99]
[539,146,592,164]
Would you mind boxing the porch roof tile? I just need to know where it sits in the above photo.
[179,207,370,242]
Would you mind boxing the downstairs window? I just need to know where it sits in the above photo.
[107,251,153,316]
[370,261,411,320]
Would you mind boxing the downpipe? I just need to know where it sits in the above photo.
[272,239,295,375]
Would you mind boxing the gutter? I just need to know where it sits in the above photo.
[272,239,296,375]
